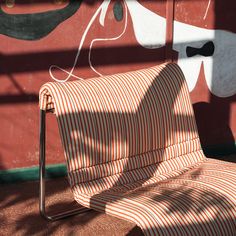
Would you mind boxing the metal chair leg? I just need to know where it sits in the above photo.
[39,109,91,221]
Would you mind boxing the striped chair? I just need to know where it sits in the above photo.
[39,63,236,236]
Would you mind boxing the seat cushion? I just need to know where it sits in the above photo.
[39,63,236,235]
[72,158,236,236]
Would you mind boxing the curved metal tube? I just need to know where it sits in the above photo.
[39,109,91,221]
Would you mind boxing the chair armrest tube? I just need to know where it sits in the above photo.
[39,109,91,221]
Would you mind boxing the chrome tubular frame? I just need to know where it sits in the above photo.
[39,109,91,221]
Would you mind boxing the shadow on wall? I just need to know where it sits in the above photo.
[209,0,236,160]
[194,102,236,161]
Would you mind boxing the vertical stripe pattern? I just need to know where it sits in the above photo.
[39,63,236,235]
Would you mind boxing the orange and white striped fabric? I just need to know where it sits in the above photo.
[39,63,236,235]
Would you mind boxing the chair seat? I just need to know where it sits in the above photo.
[39,63,236,235]
[73,158,236,236]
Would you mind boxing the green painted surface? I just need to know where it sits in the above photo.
[203,143,236,157]
[0,163,67,184]
[0,0,82,40]
[113,1,123,22]
[0,143,235,184]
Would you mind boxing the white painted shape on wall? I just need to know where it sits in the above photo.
[173,20,236,97]
[205,30,236,97]
[125,0,166,49]
[48,0,236,98]
[99,0,111,26]
[126,1,236,97]
[173,21,214,92]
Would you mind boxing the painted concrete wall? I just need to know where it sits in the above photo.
[0,0,235,170]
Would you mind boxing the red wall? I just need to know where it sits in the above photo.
[0,0,235,170]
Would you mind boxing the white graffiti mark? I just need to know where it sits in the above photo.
[49,0,236,98]
[49,0,163,82]
[49,0,128,81]
[89,2,128,76]
[204,0,211,20]
[99,0,110,27]
[49,0,111,82]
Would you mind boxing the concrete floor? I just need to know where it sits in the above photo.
[0,177,143,236]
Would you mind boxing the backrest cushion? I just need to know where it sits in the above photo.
[39,63,205,192]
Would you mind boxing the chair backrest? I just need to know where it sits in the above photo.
[39,63,205,194]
